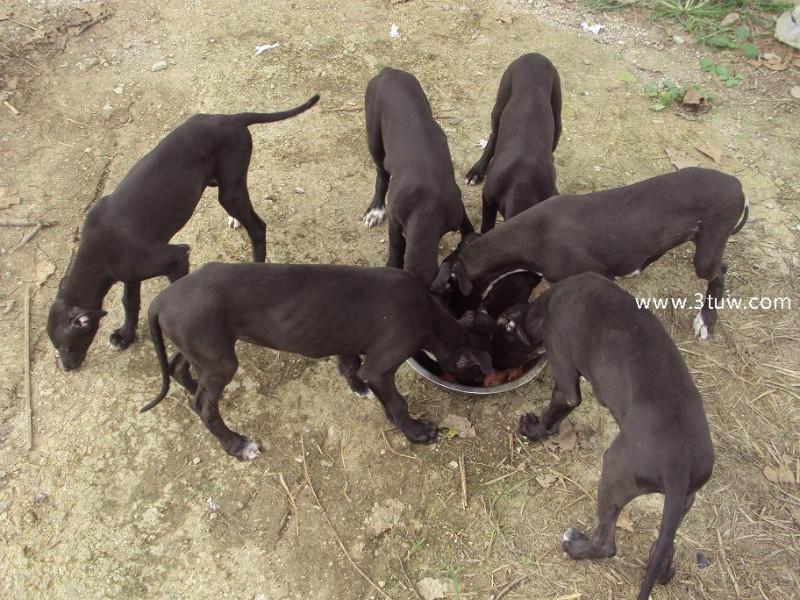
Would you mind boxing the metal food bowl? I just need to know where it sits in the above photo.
[407,351,547,395]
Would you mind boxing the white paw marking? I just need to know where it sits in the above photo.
[241,441,260,461]
[108,340,123,351]
[621,269,641,278]
[363,208,385,228]
[227,216,241,229]
[563,527,576,543]
[693,312,709,341]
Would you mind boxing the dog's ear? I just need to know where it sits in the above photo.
[430,263,452,295]
[70,309,107,329]
[452,262,473,296]
[500,317,531,347]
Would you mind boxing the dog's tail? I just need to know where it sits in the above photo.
[140,307,170,413]
[233,94,320,127]
[636,489,688,600]
[731,197,749,235]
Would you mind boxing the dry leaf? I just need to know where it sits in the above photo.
[695,142,724,163]
[761,53,789,71]
[535,472,558,488]
[764,461,797,485]
[682,88,703,106]
[0,187,20,209]
[34,250,55,286]
[617,513,635,532]
[553,419,577,451]
[665,147,699,170]
[720,12,739,27]
[791,86,800,100]
[440,413,476,438]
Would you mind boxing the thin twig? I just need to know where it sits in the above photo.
[1,218,42,227]
[459,452,468,511]
[300,436,393,600]
[4,100,19,115]
[24,286,32,450]
[381,429,419,461]
[493,575,530,600]
[0,40,38,72]
[10,222,42,252]
[398,558,424,600]
[325,105,363,113]
[0,16,40,31]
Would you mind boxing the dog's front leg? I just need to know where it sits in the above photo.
[360,370,438,444]
[519,356,580,441]
[480,195,498,233]
[109,281,141,350]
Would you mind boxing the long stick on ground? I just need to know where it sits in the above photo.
[300,436,393,600]
[24,286,32,450]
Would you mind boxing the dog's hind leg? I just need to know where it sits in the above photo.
[387,219,406,269]
[692,230,728,340]
[480,193,498,233]
[363,102,389,228]
[188,346,258,461]
[217,160,267,262]
[562,436,640,560]
[109,281,141,350]
[169,352,198,394]
[337,355,370,397]
[645,492,695,586]
[519,347,581,441]
[466,69,511,186]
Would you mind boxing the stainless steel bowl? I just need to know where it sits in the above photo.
[407,352,547,395]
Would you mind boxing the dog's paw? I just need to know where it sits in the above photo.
[518,412,555,442]
[109,329,134,350]
[561,527,591,557]
[464,167,485,186]
[363,207,386,228]
[658,559,677,585]
[232,439,260,461]
[693,312,710,341]
[227,216,241,230]
[402,418,439,445]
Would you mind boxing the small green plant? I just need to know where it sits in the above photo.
[642,80,687,111]
[409,538,425,554]
[699,57,747,87]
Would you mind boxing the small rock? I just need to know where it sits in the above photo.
[720,12,739,28]
[448,460,459,469]
[365,499,404,537]
[151,60,168,72]
[697,551,712,569]
[102,103,114,119]
[673,35,685,45]
[791,86,800,100]
[192,457,201,465]
[417,577,450,600]
[113,85,124,95]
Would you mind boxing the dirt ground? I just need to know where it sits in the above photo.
[1,0,799,598]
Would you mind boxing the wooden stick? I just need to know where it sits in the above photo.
[494,575,530,600]
[3,100,19,115]
[24,286,32,450]
[381,429,418,461]
[10,222,42,252]
[300,436,393,600]
[0,16,40,31]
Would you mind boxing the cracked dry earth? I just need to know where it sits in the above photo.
[1,1,798,599]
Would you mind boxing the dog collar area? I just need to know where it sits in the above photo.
[481,269,541,302]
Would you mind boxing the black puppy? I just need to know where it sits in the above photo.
[362,67,473,286]
[465,53,562,232]
[47,95,319,370]
[494,273,714,600]
[438,232,541,319]
[142,263,492,460]
[432,167,748,339]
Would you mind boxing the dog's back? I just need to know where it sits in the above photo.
[152,262,433,358]
[546,274,714,483]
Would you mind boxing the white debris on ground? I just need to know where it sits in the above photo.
[581,21,605,35]
[254,42,280,56]
[389,23,400,38]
